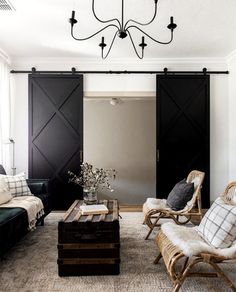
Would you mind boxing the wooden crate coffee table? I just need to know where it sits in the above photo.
[57,199,120,276]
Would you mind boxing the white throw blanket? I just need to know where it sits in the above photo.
[0,196,44,230]
[161,222,236,259]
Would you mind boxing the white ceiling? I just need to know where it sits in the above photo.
[0,0,236,60]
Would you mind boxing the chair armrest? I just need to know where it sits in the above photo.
[26,179,49,195]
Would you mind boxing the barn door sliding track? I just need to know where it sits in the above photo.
[10,67,229,75]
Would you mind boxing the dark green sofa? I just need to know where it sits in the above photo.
[0,165,51,257]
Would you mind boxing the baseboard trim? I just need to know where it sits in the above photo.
[119,205,142,212]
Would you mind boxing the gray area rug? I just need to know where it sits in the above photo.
[0,212,235,292]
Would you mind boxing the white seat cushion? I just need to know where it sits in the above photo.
[161,222,236,259]
[143,198,171,215]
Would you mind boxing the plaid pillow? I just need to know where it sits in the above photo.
[0,173,32,197]
[197,197,236,248]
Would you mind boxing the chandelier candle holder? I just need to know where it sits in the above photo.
[69,0,177,59]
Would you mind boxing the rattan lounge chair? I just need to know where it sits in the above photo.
[154,181,236,292]
[143,170,205,239]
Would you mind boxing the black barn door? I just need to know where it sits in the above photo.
[29,74,83,210]
[156,75,210,207]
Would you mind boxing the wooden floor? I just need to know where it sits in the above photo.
[120,205,143,212]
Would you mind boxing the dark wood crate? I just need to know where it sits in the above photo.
[57,199,120,276]
[58,222,120,243]
[58,243,120,258]
[58,200,120,243]
[58,260,120,276]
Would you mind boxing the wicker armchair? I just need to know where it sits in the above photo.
[154,181,236,292]
[143,170,205,240]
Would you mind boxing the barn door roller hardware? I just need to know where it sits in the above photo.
[10,67,229,75]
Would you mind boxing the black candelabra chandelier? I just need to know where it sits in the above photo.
[69,0,177,59]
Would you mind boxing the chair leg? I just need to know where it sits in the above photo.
[209,262,236,292]
[173,267,191,292]
[154,252,162,264]
[145,216,161,240]
[173,257,236,292]
[145,227,154,240]
[173,282,182,292]
[173,258,202,292]
[180,257,189,274]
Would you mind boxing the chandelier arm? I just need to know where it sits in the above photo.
[92,0,121,28]
[71,24,119,41]
[124,0,158,30]
[127,30,144,59]
[102,32,118,59]
[126,25,173,44]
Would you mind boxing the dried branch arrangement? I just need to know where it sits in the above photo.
[68,162,116,191]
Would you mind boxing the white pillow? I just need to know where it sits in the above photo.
[197,197,236,248]
[0,172,32,197]
[0,178,13,205]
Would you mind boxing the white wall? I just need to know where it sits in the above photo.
[228,53,236,182]
[11,58,229,203]
[12,74,28,175]
[209,75,229,200]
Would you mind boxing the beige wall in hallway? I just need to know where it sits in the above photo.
[84,98,156,204]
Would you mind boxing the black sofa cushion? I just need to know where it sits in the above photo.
[27,179,49,195]
[167,179,194,211]
[0,207,26,226]
[27,179,51,216]
[0,207,28,257]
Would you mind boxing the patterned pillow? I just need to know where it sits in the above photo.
[0,173,32,197]
[197,197,236,248]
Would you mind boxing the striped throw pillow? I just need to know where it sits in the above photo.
[0,173,32,197]
[197,197,236,248]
